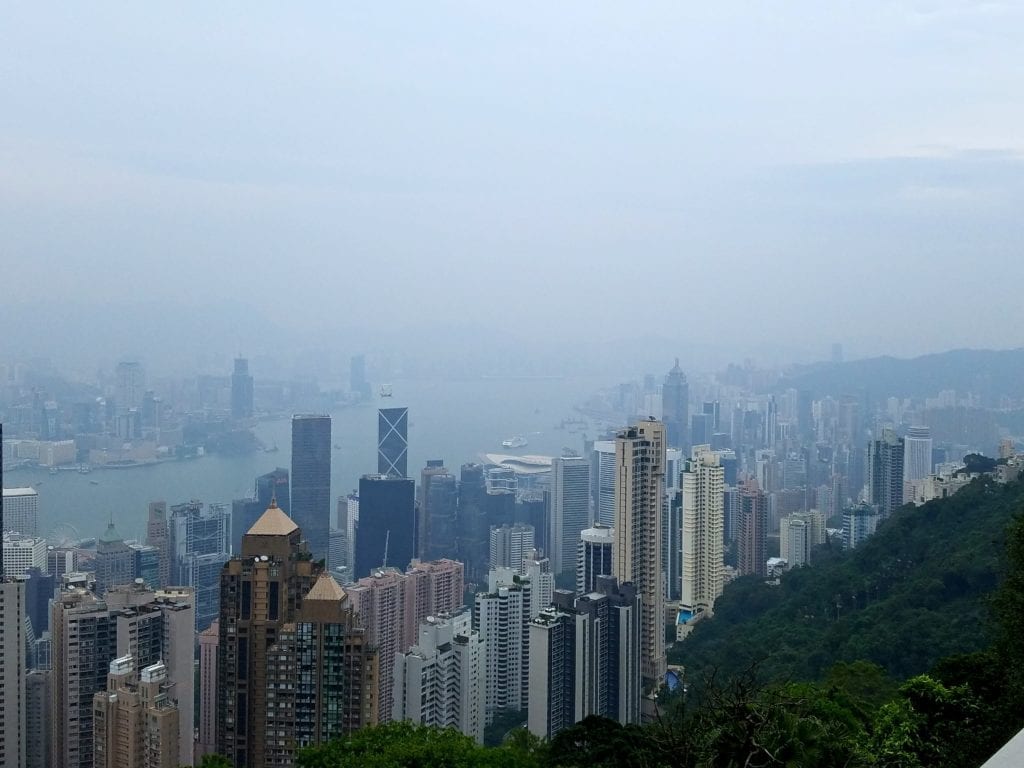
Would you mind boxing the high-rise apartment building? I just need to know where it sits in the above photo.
[196,620,218,761]
[661,359,689,450]
[548,456,591,576]
[378,407,409,478]
[26,669,50,768]
[780,510,826,567]
[868,427,905,518]
[348,559,464,726]
[613,419,666,688]
[2,487,39,536]
[230,357,254,420]
[264,573,378,762]
[92,656,179,768]
[216,501,321,767]
[354,474,416,579]
[577,524,614,595]
[736,479,768,577]
[104,584,195,766]
[903,426,933,501]
[0,578,27,768]
[51,587,116,768]
[842,503,880,549]
[523,550,555,615]
[473,569,531,721]
[591,441,616,527]
[489,523,534,572]
[393,612,485,743]
[681,445,725,617]
[291,414,332,561]
[527,578,641,739]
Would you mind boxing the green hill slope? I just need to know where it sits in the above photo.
[670,475,1024,685]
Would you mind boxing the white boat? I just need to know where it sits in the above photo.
[501,436,528,449]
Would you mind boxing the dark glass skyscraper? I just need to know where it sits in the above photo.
[291,415,332,561]
[354,474,415,579]
[662,359,689,450]
[377,407,408,478]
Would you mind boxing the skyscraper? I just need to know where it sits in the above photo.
[612,419,666,689]
[265,573,378,759]
[354,474,416,579]
[169,501,230,631]
[489,523,534,572]
[115,361,144,413]
[591,441,616,527]
[291,414,332,561]
[393,612,485,743]
[347,560,464,726]
[681,445,725,617]
[474,569,532,722]
[661,359,689,450]
[548,456,591,576]
[736,479,768,577]
[350,354,371,400]
[527,578,641,739]
[145,502,171,588]
[196,621,218,761]
[419,460,458,561]
[230,357,254,420]
[2,487,39,536]
[868,427,905,518]
[378,407,409,478]
[456,463,488,580]
[1,578,27,768]
[577,524,614,595]
[95,522,135,594]
[903,425,933,486]
[216,500,321,766]
[92,656,180,768]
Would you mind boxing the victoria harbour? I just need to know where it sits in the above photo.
[11,375,613,543]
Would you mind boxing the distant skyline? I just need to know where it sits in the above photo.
[2,3,1022,369]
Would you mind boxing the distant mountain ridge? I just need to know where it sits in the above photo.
[779,347,1024,401]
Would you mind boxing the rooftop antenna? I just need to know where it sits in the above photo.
[382,529,390,570]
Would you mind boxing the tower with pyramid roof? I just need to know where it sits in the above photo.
[216,499,322,766]
[95,520,134,594]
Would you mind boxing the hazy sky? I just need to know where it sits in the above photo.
[2,1,1022,370]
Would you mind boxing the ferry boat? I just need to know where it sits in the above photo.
[501,436,528,449]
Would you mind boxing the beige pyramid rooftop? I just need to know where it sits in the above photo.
[246,498,299,536]
[305,572,347,602]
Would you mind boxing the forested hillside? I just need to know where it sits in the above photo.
[671,475,1024,684]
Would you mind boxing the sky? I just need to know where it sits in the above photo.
[1,1,1022,373]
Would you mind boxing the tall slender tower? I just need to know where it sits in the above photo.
[661,360,689,450]
[612,419,666,689]
[681,445,725,616]
[736,479,767,577]
[291,414,332,561]
[548,456,591,576]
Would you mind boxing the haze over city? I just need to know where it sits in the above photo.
[4,4,1024,768]
[3,2,1023,373]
